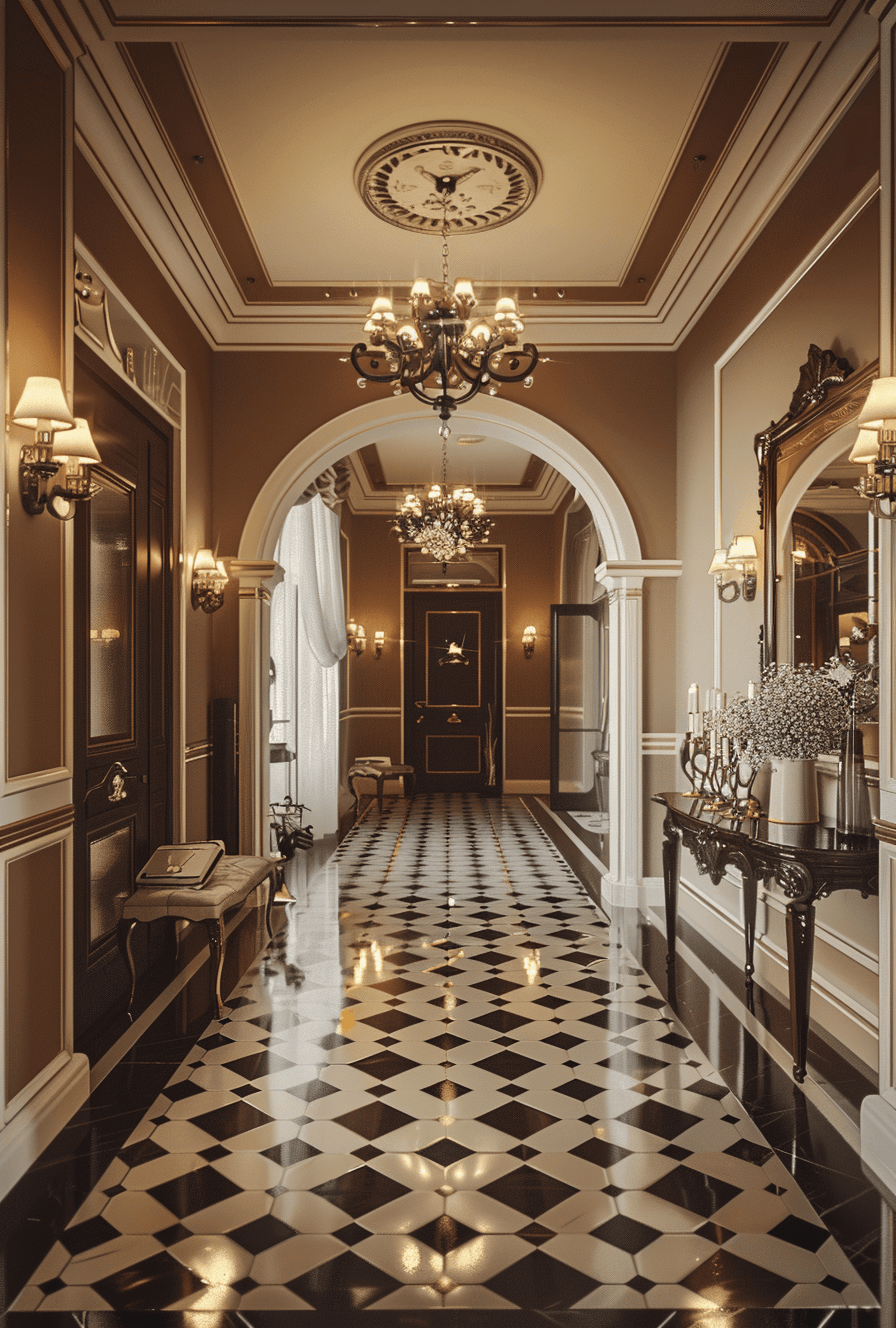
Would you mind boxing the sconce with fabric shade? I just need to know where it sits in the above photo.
[522,625,537,658]
[11,378,102,520]
[708,535,757,602]
[851,377,896,518]
[191,548,229,613]
[346,620,366,656]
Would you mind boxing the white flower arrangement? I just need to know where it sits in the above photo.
[705,662,848,769]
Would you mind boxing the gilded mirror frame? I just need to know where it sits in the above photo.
[754,345,877,668]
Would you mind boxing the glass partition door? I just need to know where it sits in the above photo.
[550,602,609,820]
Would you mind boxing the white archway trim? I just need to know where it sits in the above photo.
[237,395,654,893]
[239,395,642,565]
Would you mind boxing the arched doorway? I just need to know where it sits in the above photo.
[235,395,678,904]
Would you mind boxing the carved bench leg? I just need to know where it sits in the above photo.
[117,918,138,1014]
[204,917,226,1020]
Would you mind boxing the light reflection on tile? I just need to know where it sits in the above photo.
[9,795,878,1314]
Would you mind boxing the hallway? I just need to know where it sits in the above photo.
[6,796,886,1317]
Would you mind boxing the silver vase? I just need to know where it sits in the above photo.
[837,715,872,836]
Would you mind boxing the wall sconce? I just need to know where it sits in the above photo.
[12,378,102,520]
[522,625,537,658]
[708,535,758,602]
[90,628,120,645]
[191,548,228,613]
[346,619,366,656]
[849,378,896,516]
[374,630,385,659]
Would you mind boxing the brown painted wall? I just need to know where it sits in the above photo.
[211,348,678,740]
[6,0,68,779]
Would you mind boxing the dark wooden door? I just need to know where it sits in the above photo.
[404,592,502,794]
[72,348,172,1043]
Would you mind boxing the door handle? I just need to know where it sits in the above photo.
[415,701,427,725]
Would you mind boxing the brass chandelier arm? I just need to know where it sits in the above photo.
[488,343,540,384]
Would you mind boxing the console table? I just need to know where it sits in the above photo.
[653,792,878,1082]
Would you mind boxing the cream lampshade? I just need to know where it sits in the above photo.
[11,376,75,432]
[52,418,101,465]
[849,428,880,464]
[856,376,896,431]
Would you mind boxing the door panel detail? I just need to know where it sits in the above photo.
[426,734,481,774]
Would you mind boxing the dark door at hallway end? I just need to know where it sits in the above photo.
[404,591,502,794]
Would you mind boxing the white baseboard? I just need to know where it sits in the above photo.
[504,780,550,794]
[861,1095,896,1202]
[0,1052,89,1201]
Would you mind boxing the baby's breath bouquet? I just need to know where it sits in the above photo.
[705,663,848,770]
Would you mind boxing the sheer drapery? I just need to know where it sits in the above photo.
[270,494,346,835]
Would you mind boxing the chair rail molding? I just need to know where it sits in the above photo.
[596,560,682,904]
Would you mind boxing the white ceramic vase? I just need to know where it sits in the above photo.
[767,756,819,824]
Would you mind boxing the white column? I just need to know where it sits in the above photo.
[595,560,681,907]
[230,560,282,856]
[861,3,896,1197]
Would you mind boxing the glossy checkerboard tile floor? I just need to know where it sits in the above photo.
[12,795,877,1313]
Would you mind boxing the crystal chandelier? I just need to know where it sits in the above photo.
[352,220,538,432]
[392,438,493,565]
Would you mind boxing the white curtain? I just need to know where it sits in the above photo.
[270,495,346,835]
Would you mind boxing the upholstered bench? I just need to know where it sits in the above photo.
[117,855,279,1019]
[347,761,415,817]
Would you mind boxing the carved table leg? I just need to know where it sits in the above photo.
[116,918,138,1013]
[742,868,758,984]
[204,917,226,1020]
[662,818,681,966]
[786,898,816,1083]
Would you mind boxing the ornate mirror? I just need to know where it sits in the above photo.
[754,345,877,667]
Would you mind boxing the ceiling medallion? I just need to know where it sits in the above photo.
[354,121,542,234]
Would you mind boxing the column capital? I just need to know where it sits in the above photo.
[229,560,283,603]
[596,559,682,594]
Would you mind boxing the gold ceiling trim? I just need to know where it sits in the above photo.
[100,1,848,28]
[124,37,781,306]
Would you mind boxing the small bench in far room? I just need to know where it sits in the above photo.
[348,758,415,817]
[117,854,280,1019]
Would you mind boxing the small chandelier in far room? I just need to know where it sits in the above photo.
[392,436,492,566]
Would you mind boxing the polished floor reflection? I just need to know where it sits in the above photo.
[9,794,881,1316]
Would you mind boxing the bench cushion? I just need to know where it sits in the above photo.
[122,855,273,923]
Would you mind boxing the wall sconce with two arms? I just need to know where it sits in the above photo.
[12,376,101,520]
[346,620,385,658]
[708,535,758,603]
[849,376,896,519]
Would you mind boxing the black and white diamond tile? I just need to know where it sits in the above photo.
[12,794,878,1312]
